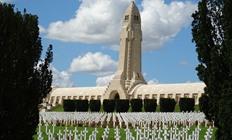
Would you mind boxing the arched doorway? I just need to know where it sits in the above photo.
[114,93,120,100]
[109,90,120,100]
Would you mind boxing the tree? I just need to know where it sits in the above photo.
[0,3,53,139]
[192,0,223,125]
[217,0,232,139]
[192,0,232,139]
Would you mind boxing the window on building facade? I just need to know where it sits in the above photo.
[145,94,150,99]
[184,93,189,98]
[152,94,157,99]
[91,96,95,100]
[160,94,165,98]
[168,94,173,98]
[134,15,139,21]
[125,15,129,20]
[97,96,101,100]
[85,96,89,100]
[137,95,142,99]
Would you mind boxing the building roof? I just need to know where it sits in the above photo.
[50,87,106,96]
[132,83,205,95]
[50,83,205,97]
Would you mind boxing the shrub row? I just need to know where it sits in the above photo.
[63,98,196,112]
[179,98,195,112]
[103,99,158,112]
[63,99,100,112]
[159,98,176,112]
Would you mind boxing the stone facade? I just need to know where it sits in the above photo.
[47,2,205,107]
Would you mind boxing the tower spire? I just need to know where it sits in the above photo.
[103,1,146,100]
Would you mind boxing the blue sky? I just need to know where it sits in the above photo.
[4,0,201,87]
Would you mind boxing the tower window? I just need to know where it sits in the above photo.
[134,15,139,21]
[125,15,129,20]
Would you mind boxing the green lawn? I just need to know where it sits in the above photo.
[34,125,216,140]
[50,105,200,112]
[50,105,63,112]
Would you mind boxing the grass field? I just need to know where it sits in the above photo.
[34,124,216,140]
[49,105,200,112]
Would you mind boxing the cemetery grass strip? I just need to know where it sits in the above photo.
[33,125,216,140]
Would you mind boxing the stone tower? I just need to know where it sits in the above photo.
[103,1,146,99]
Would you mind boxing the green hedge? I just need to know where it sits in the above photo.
[115,99,129,112]
[63,99,89,112]
[130,99,143,112]
[144,99,157,112]
[63,100,76,112]
[103,99,115,112]
[89,100,101,112]
[159,98,176,112]
[76,99,89,112]
[179,98,195,112]
[199,94,210,119]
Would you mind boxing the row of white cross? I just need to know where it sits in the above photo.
[37,123,214,140]
[39,112,209,128]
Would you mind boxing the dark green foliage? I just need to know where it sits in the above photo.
[76,100,89,112]
[159,98,176,112]
[193,0,232,138]
[63,100,89,112]
[115,99,129,112]
[217,90,232,140]
[179,98,195,112]
[192,0,223,124]
[89,100,101,112]
[103,99,115,112]
[0,3,53,139]
[130,99,143,112]
[63,100,76,112]
[199,94,210,118]
[144,99,157,112]
[217,0,232,139]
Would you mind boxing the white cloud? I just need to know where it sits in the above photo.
[50,52,117,87]
[0,0,12,3]
[47,0,130,44]
[69,52,117,76]
[45,0,196,51]
[141,0,196,50]
[51,66,73,88]
[39,25,46,34]
[96,74,115,86]
[147,79,159,84]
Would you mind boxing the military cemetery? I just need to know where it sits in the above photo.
[1,0,232,139]
[37,112,215,140]
[34,3,216,140]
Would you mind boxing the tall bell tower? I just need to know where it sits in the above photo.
[103,1,146,99]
